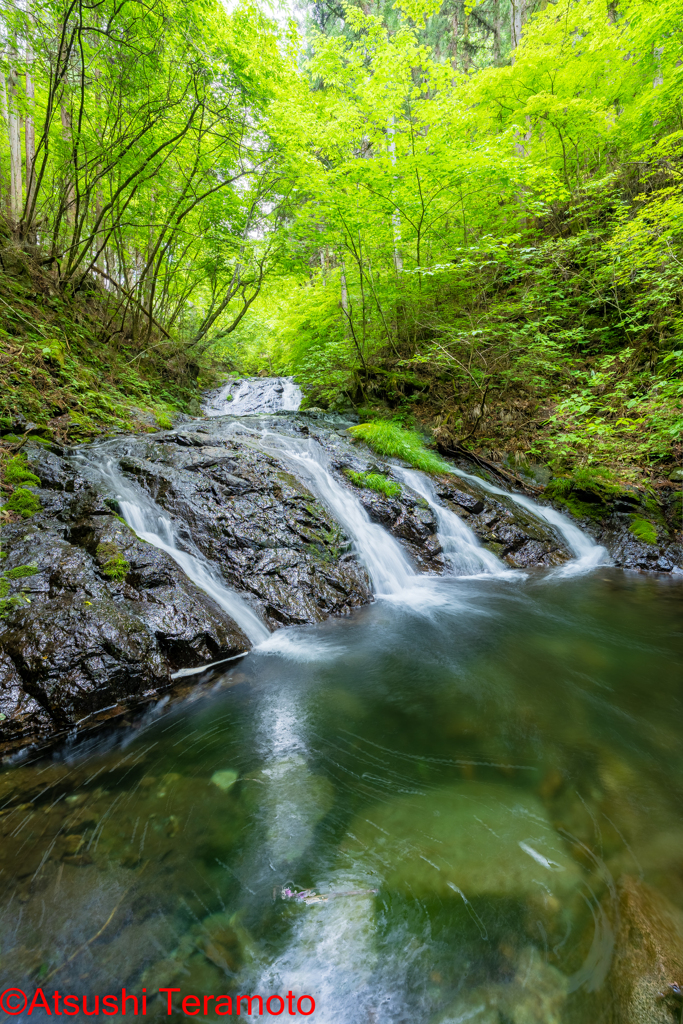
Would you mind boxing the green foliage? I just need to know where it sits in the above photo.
[344,469,402,497]
[96,543,130,581]
[629,517,658,545]
[349,421,450,473]
[4,456,40,488]
[3,488,42,518]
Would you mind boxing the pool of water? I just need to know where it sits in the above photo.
[1,571,681,1022]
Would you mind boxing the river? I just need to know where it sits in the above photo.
[0,380,681,1024]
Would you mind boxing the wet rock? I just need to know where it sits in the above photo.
[353,489,443,569]
[341,781,583,900]
[604,875,683,1024]
[0,497,249,742]
[434,478,570,568]
[109,431,373,627]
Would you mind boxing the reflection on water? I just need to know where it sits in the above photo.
[1,572,682,1023]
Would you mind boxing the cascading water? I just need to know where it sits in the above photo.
[397,468,506,577]
[91,457,270,644]
[258,432,415,596]
[204,376,302,417]
[449,466,610,575]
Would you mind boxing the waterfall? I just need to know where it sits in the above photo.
[91,458,270,644]
[398,468,506,576]
[204,376,302,417]
[449,467,610,575]
[258,433,415,596]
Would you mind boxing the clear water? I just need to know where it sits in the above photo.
[2,572,681,1023]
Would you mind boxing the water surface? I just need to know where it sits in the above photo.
[1,571,681,1022]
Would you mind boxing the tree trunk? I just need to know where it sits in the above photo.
[450,4,459,72]
[60,105,75,225]
[341,257,348,313]
[8,57,23,228]
[493,0,501,63]
[0,72,9,219]
[510,0,525,62]
[24,11,36,239]
[387,116,403,273]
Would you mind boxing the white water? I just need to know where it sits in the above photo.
[258,432,415,596]
[93,458,270,644]
[398,468,506,576]
[449,466,610,576]
[204,376,302,417]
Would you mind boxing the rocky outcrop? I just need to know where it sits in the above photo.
[0,491,250,748]
[0,427,374,751]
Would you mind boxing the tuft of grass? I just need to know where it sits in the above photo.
[4,454,41,487]
[629,516,658,545]
[344,469,402,498]
[3,488,42,518]
[349,421,449,474]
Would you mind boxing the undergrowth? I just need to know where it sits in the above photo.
[0,266,202,444]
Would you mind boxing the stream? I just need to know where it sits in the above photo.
[0,379,681,1024]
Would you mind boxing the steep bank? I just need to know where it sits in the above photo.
[0,257,202,445]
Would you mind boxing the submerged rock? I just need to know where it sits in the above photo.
[604,875,683,1024]
[341,781,583,900]
[430,945,568,1024]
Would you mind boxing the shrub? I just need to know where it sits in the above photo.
[349,421,449,474]
[344,469,402,497]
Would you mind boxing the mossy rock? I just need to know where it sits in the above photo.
[4,564,38,580]
[95,541,131,581]
[3,488,42,518]
[4,455,41,487]
[629,516,658,545]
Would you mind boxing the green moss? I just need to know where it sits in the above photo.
[349,421,449,474]
[344,468,402,498]
[155,410,173,430]
[3,488,42,518]
[0,595,26,619]
[545,477,573,498]
[5,564,38,579]
[0,578,9,599]
[96,542,130,581]
[629,516,658,545]
[4,455,41,487]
